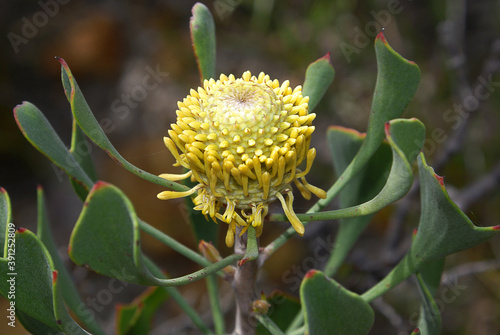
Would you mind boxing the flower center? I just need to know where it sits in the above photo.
[205,81,280,134]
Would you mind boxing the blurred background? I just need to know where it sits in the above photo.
[1,0,500,334]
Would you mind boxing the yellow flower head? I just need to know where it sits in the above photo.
[158,71,326,247]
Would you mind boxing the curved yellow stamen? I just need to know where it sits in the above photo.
[157,184,202,200]
[159,170,192,181]
[255,221,264,237]
[222,198,236,223]
[284,151,297,184]
[188,159,204,184]
[164,137,189,168]
[301,176,327,199]
[234,212,248,226]
[231,167,242,185]
[225,221,236,248]
[262,172,270,200]
[208,197,217,219]
[209,169,223,197]
[186,152,205,172]
[270,149,279,177]
[276,156,286,186]
[242,175,249,196]
[252,203,267,228]
[276,192,304,236]
[239,164,256,179]
[294,178,311,200]
[253,156,263,187]
[296,148,316,178]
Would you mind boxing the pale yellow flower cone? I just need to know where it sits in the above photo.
[158,71,326,246]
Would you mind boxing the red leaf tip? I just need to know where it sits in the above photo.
[55,56,68,68]
[17,227,27,233]
[92,181,110,191]
[434,173,445,186]
[492,225,500,230]
[413,228,418,236]
[238,258,249,267]
[384,122,391,136]
[320,51,332,63]
[375,31,387,45]
[304,269,317,279]
[52,271,58,284]
[0,187,6,194]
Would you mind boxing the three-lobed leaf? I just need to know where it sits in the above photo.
[312,31,421,212]
[362,154,500,302]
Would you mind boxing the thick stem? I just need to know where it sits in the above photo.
[232,227,259,335]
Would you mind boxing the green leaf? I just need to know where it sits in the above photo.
[57,58,189,193]
[0,229,60,329]
[362,154,499,301]
[13,102,94,190]
[190,2,216,81]
[300,270,374,335]
[312,31,420,212]
[414,259,445,335]
[36,186,106,335]
[324,126,392,276]
[412,155,498,258]
[116,287,169,335]
[0,229,89,333]
[302,52,335,112]
[69,119,98,201]
[311,118,424,219]
[264,118,425,258]
[0,187,12,256]
[69,181,243,287]
[69,181,155,285]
